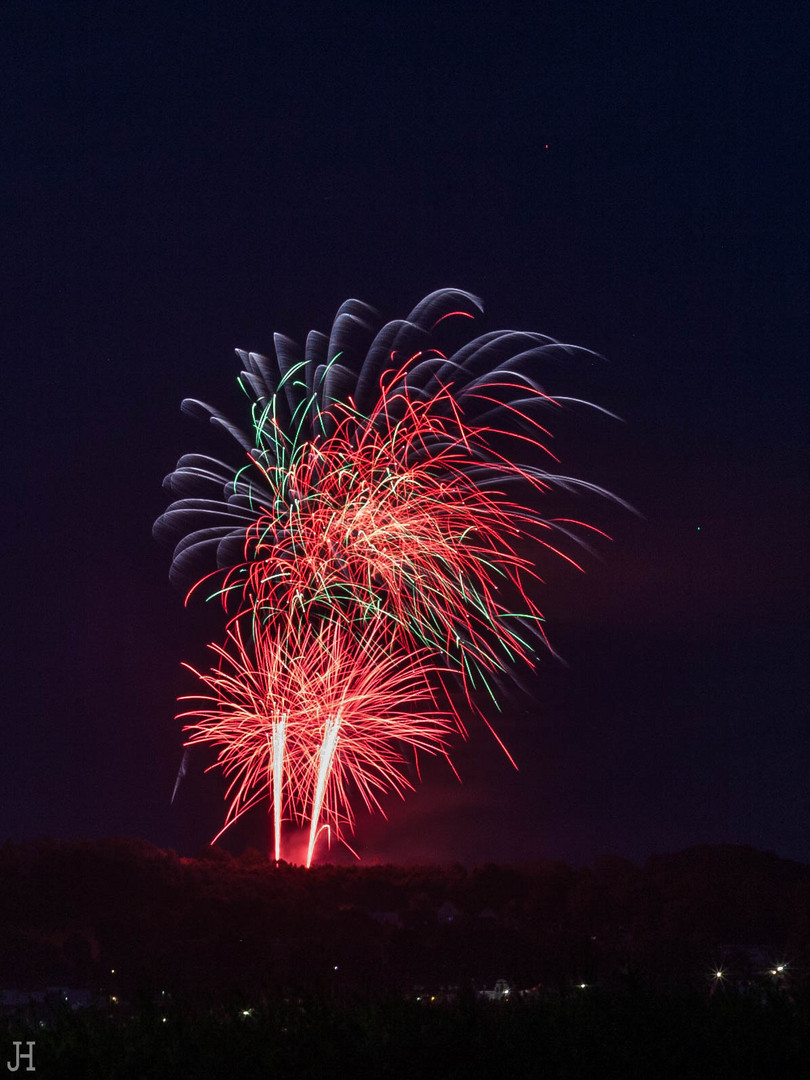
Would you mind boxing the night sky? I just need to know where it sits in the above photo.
[3,0,808,867]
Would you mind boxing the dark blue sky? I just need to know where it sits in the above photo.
[2,0,808,865]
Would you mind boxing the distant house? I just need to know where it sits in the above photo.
[437,900,460,925]
[715,945,786,991]
[51,986,96,1009]
[718,945,770,973]
[2,985,96,1014]
[2,988,47,1010]
[479,979,512,1001]
[369,911,402,928]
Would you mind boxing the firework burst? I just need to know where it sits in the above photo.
[156,289,616,862]
[179,616,457,865]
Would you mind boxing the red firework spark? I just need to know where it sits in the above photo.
[179,615,459,865]
[197,371,583,698]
